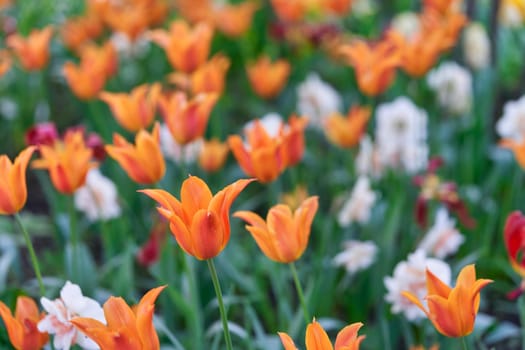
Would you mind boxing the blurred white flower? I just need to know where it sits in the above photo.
[463,23,490,70]
[160,123,203,163]
[499,1,525,27]
[352,0,376,16]
[496,95,525,142]
[74,169,121,222]
[375,97,428,173]
[418,208,464,258]
[0,97,18,120]
[391,12,420,39]
[338,176,377,226]
[356,135,384,178]
[297,73,342,129]
[427,61,472,115]
[110,31,150,58]
[384,250,451,321]
[38,281,106,350]
[333,240,378,274]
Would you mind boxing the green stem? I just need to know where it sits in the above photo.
[207,259,233,350]
[461,336,469,350]
[68,195,78,281]
[14,213,45,296]
[289,262,310,324]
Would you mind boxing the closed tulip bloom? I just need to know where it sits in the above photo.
[199,138,229,172]
[149,20,213,73]
[190,54,230,95]
[71,285,166,350]
[100,83,161,132]
[0,146,35,215]
[235,196,318,263]
[0,296,49,350]
[324,106,371,148]
[503,211,525,277]
[159,91,218,145]
[279,319,365,350]
[247,55,291,99]
[32,130,96,194]
[106,123,166,184]
[212,1,259,37]
[141,176,254,260]
[6,26,53,71]
[283,115,308,166]
[402,264,492,338]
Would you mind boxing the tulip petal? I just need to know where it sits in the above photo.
[135,285,165,350]
[190,209,225,260]
[181,176,213,218]
[306,320,334,350]
[278,332,299,350]
[140,189,184,219]
[0,301,23,349]
[334,322,364,350]
[103,297,137,330]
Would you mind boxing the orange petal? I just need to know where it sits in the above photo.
[278,331,299,350]
[190,209,225,260]
[135,286,166,350]
[306,320,334,350]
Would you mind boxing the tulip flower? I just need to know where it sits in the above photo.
[212,1,259,37]
[190,54,230,95]
[246,55,291,99]
[402,264,492,338]
[141,176,254,260]
[500,138,525,169]
[32,130,97,194]
[270,0,307,22]
[324,106,371,148]
[198,138,229,173]
[278,319,365,350]
[282,115,308,166]
[71,285,166,350]
[175,0,213,23]
[235,196,318,263]
[503,211,525,278]
[423,0,460,14]
[100,83,161,132]
[0,296,49,350]
[6,26,53,71]
[61,14,104,52]
[0,49,12,77]
[0,146,35,215]
[158,91,218,145]
[149,20,213,73]
[106,123,166,184]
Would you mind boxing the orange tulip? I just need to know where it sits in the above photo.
[324,106,371,148]
[326,0,353,15]
[6,26,53,71]
[282,115,308,166]
[100,83,161,132]
[0,49,12,77]
[423,0,461,14]
[339,36,401,96]
[270,0,307,22]
[61,14,104,52]
[149,20,214,73]
[402,264,492,338]
[80,41,118,78]
[0,147,35,215]
[198,138,229,172]
[158,91,218,145]
[420,9,467,51]
[32,130,96,194]
[141,176,254,260]
[500,139,525,169]
[105,123,166,184]
[190,54,231,95]
[246,55,291,99]
[278,319,365,350]
[0,296,49,350]
[280,185,309,211]
[175,0,214,23]
[71,285,166,350]
[235,196,318,263]
[212,1,259,37]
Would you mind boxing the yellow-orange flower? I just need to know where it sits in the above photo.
[279,319,365,350]
[500,138,525,169]
[280,185,309,211]
[191,54,231,95]
[0,296,49,350]
[324,106,370,148]
[6,26,53,71]
[105,123,165,184]
[0,146,35,215]
[402,264,492,338]
[339,36,401,96]
[423,0,461,14]
[158,91,218,145]
[100,83,161,132]
[149,20,214,73]
[32,130,97,194]
[212,1,259,37]
[0,50,12,77]
[235,196,318,263]
[61,14,104,52]
[198,138,229,172]
[175,0,214,23]
[270,0,307,22]
[420,9,467,51]
[282,115,308,166]
[71,285,166,350]
[326,0,353,15]
[141,176,254,260]
[246,55,291,99]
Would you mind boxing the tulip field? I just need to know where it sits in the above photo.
[1,0,525,349]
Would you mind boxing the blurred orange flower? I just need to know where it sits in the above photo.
[246,55,290,99]
[0,146,35,215]
[191,54,231,95]
[0,50,12,78]
[212,1,259,37]
[159,91,218,145]
[339,36,401,96]
[149,20,213,73]
[0,296,49,350]
[32,130,97,194]
[280,185,309,211]
[421,9,467,50]
[106,123,166,184]
[500,139,525,169]
[402,264,492,338]
[423,0,461,14]
[279,319,365,350]
[100,83,161,132]
[61,14,104,52]
[6,26,53,71]
[324,106,370,148]
[235,196,318,263]
[71,285,166,350]
[282,115,308,166]
[270,0,307,22]
[198,138,229,172]
[175,0,213,23]
[141,176,254,260]
[326,0,353,15]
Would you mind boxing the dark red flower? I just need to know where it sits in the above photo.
[25,122,58,146]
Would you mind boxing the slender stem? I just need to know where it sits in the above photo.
[461,336,469,350]
[14,214,45,296]
[207,259,233,350]
[289,262,310,324]
[68,195,78,281]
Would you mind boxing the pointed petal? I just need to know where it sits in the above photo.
[190,209,225,259]
[306,320,334,350]
[181,176,213,218]
[335,322,364,350]
[278,332,299,350]
[135,286,166,350]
